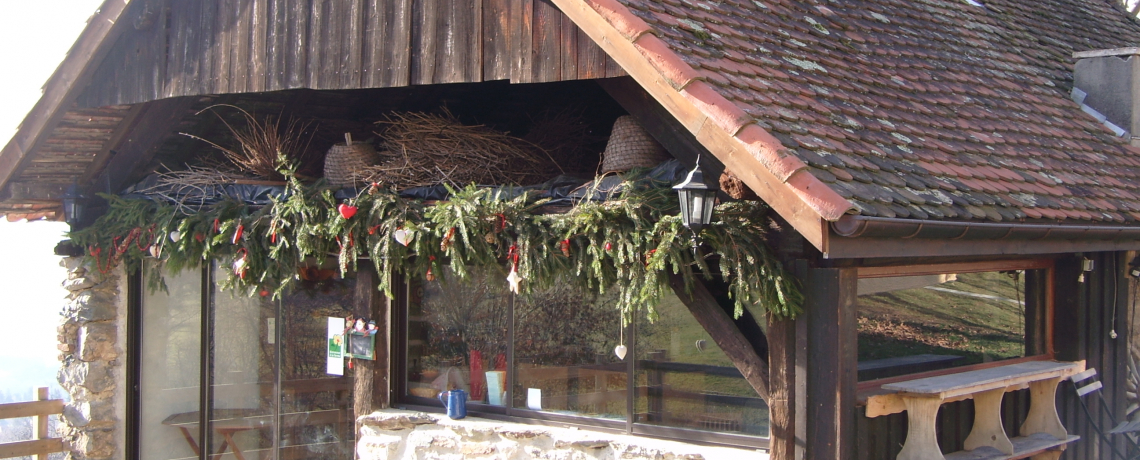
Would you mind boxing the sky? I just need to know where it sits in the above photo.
[0,0,104,398]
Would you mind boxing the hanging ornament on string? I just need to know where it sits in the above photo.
[169,231,181,243]
[232,224,244,245]
[233,249,249,280]
[393,228,414,246]
[441,227,456,251]
[426,256,436,282]
[338,203,358,219]
[560,239,571,257]
[506,244,523,294]
[614,318,628,360]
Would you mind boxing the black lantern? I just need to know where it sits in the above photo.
[673,159,718,251]
[62,181,87,227]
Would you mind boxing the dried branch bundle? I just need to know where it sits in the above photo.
[181,105,313,181]
[364,112,562,189]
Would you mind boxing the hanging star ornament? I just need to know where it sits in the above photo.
[506,266,523,294]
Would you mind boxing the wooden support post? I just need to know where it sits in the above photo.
[963,388,1013,454]
[803,267,857,460]
[353,266,390,426]
[667,273,769,401]
[34,387,48,460]
[768,314,798,460]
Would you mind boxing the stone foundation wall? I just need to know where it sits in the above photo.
[358,410,768,460]
[56,258,125,460]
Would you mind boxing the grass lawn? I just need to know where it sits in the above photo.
[857,271,1026,366]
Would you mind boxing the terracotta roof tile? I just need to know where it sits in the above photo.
[597,0,1140,224]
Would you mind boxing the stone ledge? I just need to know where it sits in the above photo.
[358,410,768,460]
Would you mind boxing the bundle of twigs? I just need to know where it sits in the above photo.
[181,105,313,181]
[364,112,561,189]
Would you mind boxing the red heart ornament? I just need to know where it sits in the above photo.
[338,204,358,219]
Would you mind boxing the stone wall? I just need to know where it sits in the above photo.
[56,258,125,460]
[358,410,768,460]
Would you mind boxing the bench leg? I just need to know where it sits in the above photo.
[897,396,946,460]
[1020,377,1068,439]
[964,388,1014,454]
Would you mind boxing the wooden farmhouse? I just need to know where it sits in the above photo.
[4,0,1140,459]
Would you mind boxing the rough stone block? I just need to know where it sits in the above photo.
[78,322,117,362]
[68,292,117,322]
[357,433,403,460]
[63,277,97,292]
[72,427,115,459]
[59,361,114,393]
[359,411,438,431]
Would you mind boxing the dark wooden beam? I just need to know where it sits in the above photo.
[0,182,69,202]
[353,265,389,422]
[768,314,798,460]
[1053,256,1084,362]
[825,233,1140,259]
[0,1,133,193]
[667,272,769,402]
[89,96,199,194]
[597,77,724,179]
[802,266,857,460]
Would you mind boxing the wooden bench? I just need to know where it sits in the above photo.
[866,360,1084,460]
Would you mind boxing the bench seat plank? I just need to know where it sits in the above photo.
[881,361,1082,400]
[944,434,1078,460]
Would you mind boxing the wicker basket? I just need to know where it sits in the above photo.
[600,116,670,174]
[324,142,380,188]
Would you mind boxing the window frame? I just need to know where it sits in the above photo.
[393,274,770,450]
[854,258,1055,395]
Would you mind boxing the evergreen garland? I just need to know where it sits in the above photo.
[69,167,804,319]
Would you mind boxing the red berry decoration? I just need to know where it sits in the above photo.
[232,224,244,244]
[604,242,613,252]
[338,203,358,219]
[259,289,270,297]
[560,239,571,257]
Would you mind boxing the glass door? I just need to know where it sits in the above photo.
[207,269,278,459]
[277,273,356,459]
[139,266,202,460]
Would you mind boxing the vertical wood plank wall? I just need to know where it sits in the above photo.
[75,0,625,109]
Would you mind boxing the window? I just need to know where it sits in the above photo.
[399,268,768,445]
[856,261,1052,382]
[136,262,357,460]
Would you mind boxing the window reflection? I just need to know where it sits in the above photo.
[406,268,510,404]
[857,271,1029,380]
[635,292,769,436]
[513,285,626,419]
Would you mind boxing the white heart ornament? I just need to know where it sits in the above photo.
[149,246,161,258]
[393,229,414,246]
[614,344,628,360]
[169,231,181,242]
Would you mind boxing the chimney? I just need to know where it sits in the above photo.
[1073,48,1140,146]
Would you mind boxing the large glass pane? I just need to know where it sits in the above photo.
[406,268,510,405]
[208,270,278,460]
[140,266,202,460]
[513,285,626,420]
[278,271,356,459]
[857,270,1030,380]
[635,291,769,436]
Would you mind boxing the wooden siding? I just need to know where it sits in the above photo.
[75,0,625,109]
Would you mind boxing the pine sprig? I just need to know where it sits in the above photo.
[69,168,803,319]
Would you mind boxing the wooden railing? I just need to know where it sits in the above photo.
[0,388,65,460]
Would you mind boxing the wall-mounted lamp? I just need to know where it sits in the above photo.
[62,181,88,227]
[673,158,718,255]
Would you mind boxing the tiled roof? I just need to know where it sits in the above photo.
[599,0,1140,223]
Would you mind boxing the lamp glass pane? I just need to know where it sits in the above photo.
[699,191,715,226]
[677,190,692,227]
